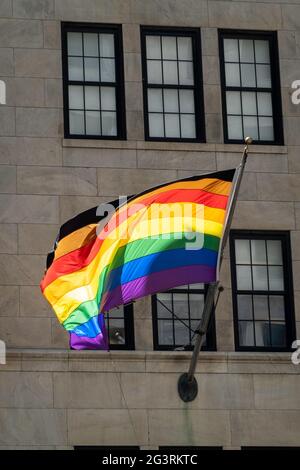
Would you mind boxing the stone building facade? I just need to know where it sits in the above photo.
[0,0,300,449]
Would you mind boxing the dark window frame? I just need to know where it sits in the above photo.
[106,304,135,350]
[61,21,126,140]
[152,285,216,351]
[140,25,206,143]
[230,230,296,352]
[219,29,284,145]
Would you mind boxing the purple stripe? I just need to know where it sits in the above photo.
[69,314,109,350]
[101,264,216,312]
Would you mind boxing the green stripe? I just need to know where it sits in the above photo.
[63,232,220,331]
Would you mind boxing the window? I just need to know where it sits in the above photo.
[230,231,295,351]
[106,305,134,350]
[152,284,216,351]
[219,30,283,144]
[62,22,126,139]
[141,27,205,142]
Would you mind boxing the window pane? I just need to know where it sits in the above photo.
[165,113,180,138]
[259,117,274,141]
[269,296,285,320]
[252,265,268,290]
[243,116,258,140]
[253,295,269,320]
[68,57,83,80]
[68,32,82,56]
[255,40,270,63]
[100,87,116,111]
[224,38,239,62]
[164,89,179,113]
[174,321,189,345]
[85,110,100,135]
[268,266,284,291]
[226,91,241,115]
[267,240,282,265]
[255,321,270,347]
[100,58,115,82]
[157,293,173,318]
[239,321,255,346]
[163,60,178,84]
[251,239,266,265]
[237,294,253,320]
[256,64,271,88]
[239,39,254,63]
[180,114,196,138]
[162,36,177,60]
[149,113,164,137]
[237,266,252,290]
[147,60,162,84]
[179,89,194,113]
[241,63,256,87]
[158,319,173,345]
[69,85,84,109]
[101,111,117,136]
[178,61,193,85]
[85,86,100,110]
[109,306,125,318]
[108,318,125,344]
[189,293,204,318]
[99,33,114,57]
[235,239,251,264]
[173,293,189,318]
[227,115,243,139]
[242,92,257,116]
[257,92,272,116]
[148,88,163,112]
[146,35,161,59]
[69,110,84,134]
[270,322,286,347]
[177,37,192,60]
[84,57,99,81]
[83,33,98,56]
[225,63,240,86]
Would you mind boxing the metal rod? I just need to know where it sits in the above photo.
[184,137,252,385]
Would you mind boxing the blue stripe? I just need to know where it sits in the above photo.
[71,313,104,338]
[104,247,218,294]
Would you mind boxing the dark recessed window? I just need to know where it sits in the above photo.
[219,30,283,144]
[230,231,295,351]
[152,284,216,351]
[61,22,126,139]
[141,27,205,142]
[106,305,134,350]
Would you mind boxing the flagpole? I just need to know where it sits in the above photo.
[178,137,252,402]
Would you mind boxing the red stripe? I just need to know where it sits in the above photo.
[41,189,228,290]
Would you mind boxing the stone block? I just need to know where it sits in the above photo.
[0,0,12,16]
[18,223,58,254]
[50,319,69,348]
[98,168,177,196]
[278,30,298,59]
[13,0,54,19]
[232,201,295,230]
[205,113,222,143]
[288,146,300,173]
[124,53,142,82]
[0,166,15,193]
[0,254,45,285]
[0,317,51,347]
[201,27,218,56]
[0,409,67,445]
[216,151,288,173]
[59,195,108,223]
[16,107,62,137]
[0,224,17,254]
[123,23,141,53]
[68,409,148,446]
[280,59,300,88]
[0,106,15,136]
[0,48,14,76]
[14,48,61,78]
[134,317,153,351]
[43,20,60,48]
[216,320,235,352]
[20,285,53,317]
[137,149,216,171]
[204,84,221,115]
[257,173,300,201]
[53,372,125,408]
[291,231,300,261]
[125,81,143,112]
[0,137,62,166]
[282,4,300,30]
[45,78,63,107]
[254,374,300,410]
[149,409,230,446]
[0,371,53,407]
[293,261,300,291]
[17,166,97,196]
[126,110,144,141]
[13,77,45,107]
[54,0,132,23]
[285,117,300,145]
[0,285,19,316]
[63,147,137,168]
[0,194,59,223]
[0,19,43,47]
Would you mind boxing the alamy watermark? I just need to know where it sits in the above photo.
[291,340,300,365]
[0,340,6,365]
[291,80,300,105]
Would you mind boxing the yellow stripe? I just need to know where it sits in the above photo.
[45,216,224,323]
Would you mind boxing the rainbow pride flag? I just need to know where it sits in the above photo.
[40,169,236,350]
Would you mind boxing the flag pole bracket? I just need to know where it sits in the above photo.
[177,373,198,402]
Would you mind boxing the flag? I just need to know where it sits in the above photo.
[40,169,236,350]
